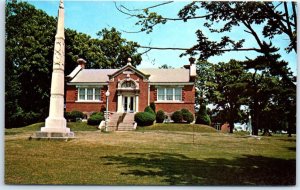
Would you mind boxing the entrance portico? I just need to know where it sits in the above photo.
[116,79,139,113]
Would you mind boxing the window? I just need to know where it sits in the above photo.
[175,88,182,100]
[157,87,182,101]
[78,87,101,101]
[121,81,136,88]
[157,88,165,100]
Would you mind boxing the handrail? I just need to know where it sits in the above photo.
[116,113,126,130]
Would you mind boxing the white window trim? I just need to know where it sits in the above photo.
[76,87,102,102]
[156,87,183,102]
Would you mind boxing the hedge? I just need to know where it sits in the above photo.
[150,102,156,113]
[196,103,211,125]
[144,106,155,115]
[181,109,194,123]
[87,112,104,125]
[65,110,85,122]
[171,111,183,123]
[156,110,165,123]
[134,112,155,126]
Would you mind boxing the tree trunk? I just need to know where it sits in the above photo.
[229,121,234,133]
[287,121,292,137]
[262,128,272,136]
[252,101,259,136]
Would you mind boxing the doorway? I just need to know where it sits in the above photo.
[123,96,135,112]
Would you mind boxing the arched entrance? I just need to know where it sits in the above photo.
[117,79,139,113]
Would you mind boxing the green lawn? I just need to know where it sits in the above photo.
[5,123,296,185]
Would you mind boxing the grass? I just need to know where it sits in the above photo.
[5,122,296,185]
[5,122,98,135]
[137,123,217,133]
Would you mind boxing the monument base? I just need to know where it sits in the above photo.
[31,117,75,140]
[31,131,75,141]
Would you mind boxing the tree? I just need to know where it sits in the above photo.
[195,103,211,125]
[5,2,142,128]
[158,64,174,69]
[117,1,296,58]
[116,1,297,135]
[205,60,248,133]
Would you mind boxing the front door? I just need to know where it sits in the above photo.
[123,96,134,112]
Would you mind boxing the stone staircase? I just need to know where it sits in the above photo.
[105,112,136,131]
[107,112,124,131]
[117,113,136,131]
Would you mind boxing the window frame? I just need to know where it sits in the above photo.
[77,87,102,102]
[156,87,182,102]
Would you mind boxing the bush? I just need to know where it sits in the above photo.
[150,102,156,113]
[156,110,165,123]
[144,106,155,115]
[134,112,155,126]
[69,110,85,122]
[181,109,194,123]
[64,112,71,121]
[87,112,104,125]
[196,104,211,125]
[171,111,183,123]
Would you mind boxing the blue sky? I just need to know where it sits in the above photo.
[26,0,297,74]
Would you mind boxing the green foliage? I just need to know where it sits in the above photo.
[5,2,142,128]
[87,112,104,126]
[150,102,156,113]
[171,111,183,123]
[134,112,155,126]
[196,104,211,125]
[156,110,165,123]
[69,110,85,122]
[181,109,194,123]
[144,106,155,115]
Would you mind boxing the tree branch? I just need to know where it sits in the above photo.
[138,45,260,52]
[115,2,212,22]
[120,1,174,12]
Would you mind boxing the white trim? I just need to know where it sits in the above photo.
[150,82,194,85]
[154,101,184,104]
[156,87,182,102]
[75,100,103,103]
[68,82,106,86]
[77,87,101,101]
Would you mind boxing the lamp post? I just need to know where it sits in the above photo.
[248,115,252,136]
[105,90,110,132]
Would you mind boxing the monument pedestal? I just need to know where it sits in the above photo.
[33,117,74,140]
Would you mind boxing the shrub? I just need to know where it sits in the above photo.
[87,112,104,125]
[156,110,165,123]
[171,111,183,123]
[182,110,194,123]
[144,106,155,115]
[134,112,155,126]
[64,112,71,121]
[150,102,156,113]
[181,108,190,114]
[69,110,85,122]
[196,103,211,125]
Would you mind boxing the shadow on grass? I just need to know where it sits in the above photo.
[102,152,295,185]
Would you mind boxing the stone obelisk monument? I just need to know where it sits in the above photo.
[39,0,72,137]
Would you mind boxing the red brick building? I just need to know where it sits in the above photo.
[66,58,196,117]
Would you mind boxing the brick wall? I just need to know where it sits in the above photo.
[66,69,195,114]
[108,70,149,112]
[149,84,195,114]
[65,85,107,113]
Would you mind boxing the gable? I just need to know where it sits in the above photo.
[108,64,150,80]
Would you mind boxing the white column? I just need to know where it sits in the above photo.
[41,0,69,133]
[135,95,139,112]
[117,94,123,112]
